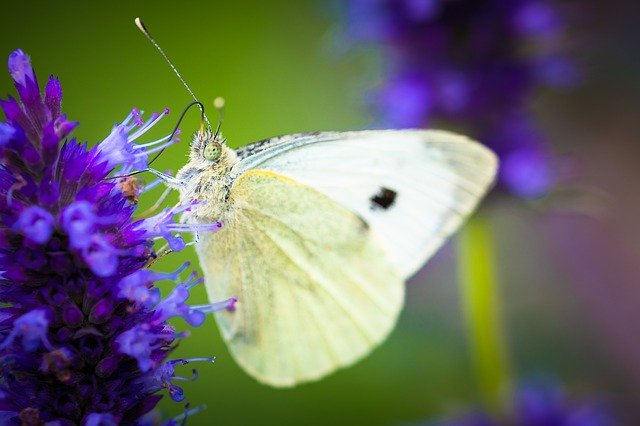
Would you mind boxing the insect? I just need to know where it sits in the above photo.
[135,19,498,387]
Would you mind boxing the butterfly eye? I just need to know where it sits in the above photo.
[203,142,222,161]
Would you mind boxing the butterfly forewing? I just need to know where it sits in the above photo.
[232,130,498,278]
[197,169,404,387]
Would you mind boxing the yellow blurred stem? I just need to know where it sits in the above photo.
[457,214,512,413]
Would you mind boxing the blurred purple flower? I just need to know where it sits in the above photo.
[0,50,232,424]
[341,0,578,198]
[432,379,617,425]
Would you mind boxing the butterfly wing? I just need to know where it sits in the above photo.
[232,130,498,278]
[197,169,404,387]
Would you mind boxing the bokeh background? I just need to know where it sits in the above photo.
[1,0,639,424]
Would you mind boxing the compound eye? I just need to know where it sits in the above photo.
[203,142,222,161]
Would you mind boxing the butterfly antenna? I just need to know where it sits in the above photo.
[213,97,225,139]
[148,100,205,167]
[135,17,212,132]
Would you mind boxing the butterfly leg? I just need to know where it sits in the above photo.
[147,168,185,190]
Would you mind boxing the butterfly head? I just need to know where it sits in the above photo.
[173,130,238,215]
[189,130,236,170]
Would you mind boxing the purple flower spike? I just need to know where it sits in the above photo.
[0,49,232,423]
[430,378,618,425]
[341,0,578,198]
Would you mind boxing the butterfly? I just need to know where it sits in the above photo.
[132,17,497,388]
[164,128,497,387]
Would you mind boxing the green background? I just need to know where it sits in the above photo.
[1,1,636,424]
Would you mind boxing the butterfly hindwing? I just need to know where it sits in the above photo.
[196,169,404,387]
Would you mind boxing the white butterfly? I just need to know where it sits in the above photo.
[130,17,497,388]
[162,128,497,387]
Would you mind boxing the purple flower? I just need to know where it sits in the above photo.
[431,379,617,425]
[0,50,230,424]
[341,0,578,199]
[501,146,554,199]
[8,50,35,87]
[84,413,119,426]
[61,201,108,249]
[0,309,53,352]
[12,206,55,244]
[96,108,178,173]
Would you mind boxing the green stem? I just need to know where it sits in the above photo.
[457,213,512,413]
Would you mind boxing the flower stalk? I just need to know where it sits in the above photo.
[457,214,513,414]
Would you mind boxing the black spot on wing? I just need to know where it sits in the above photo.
[370,187,397,210]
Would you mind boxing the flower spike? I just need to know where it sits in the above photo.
[0,49,231,423]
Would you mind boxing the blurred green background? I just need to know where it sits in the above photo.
[2,0,640,424]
